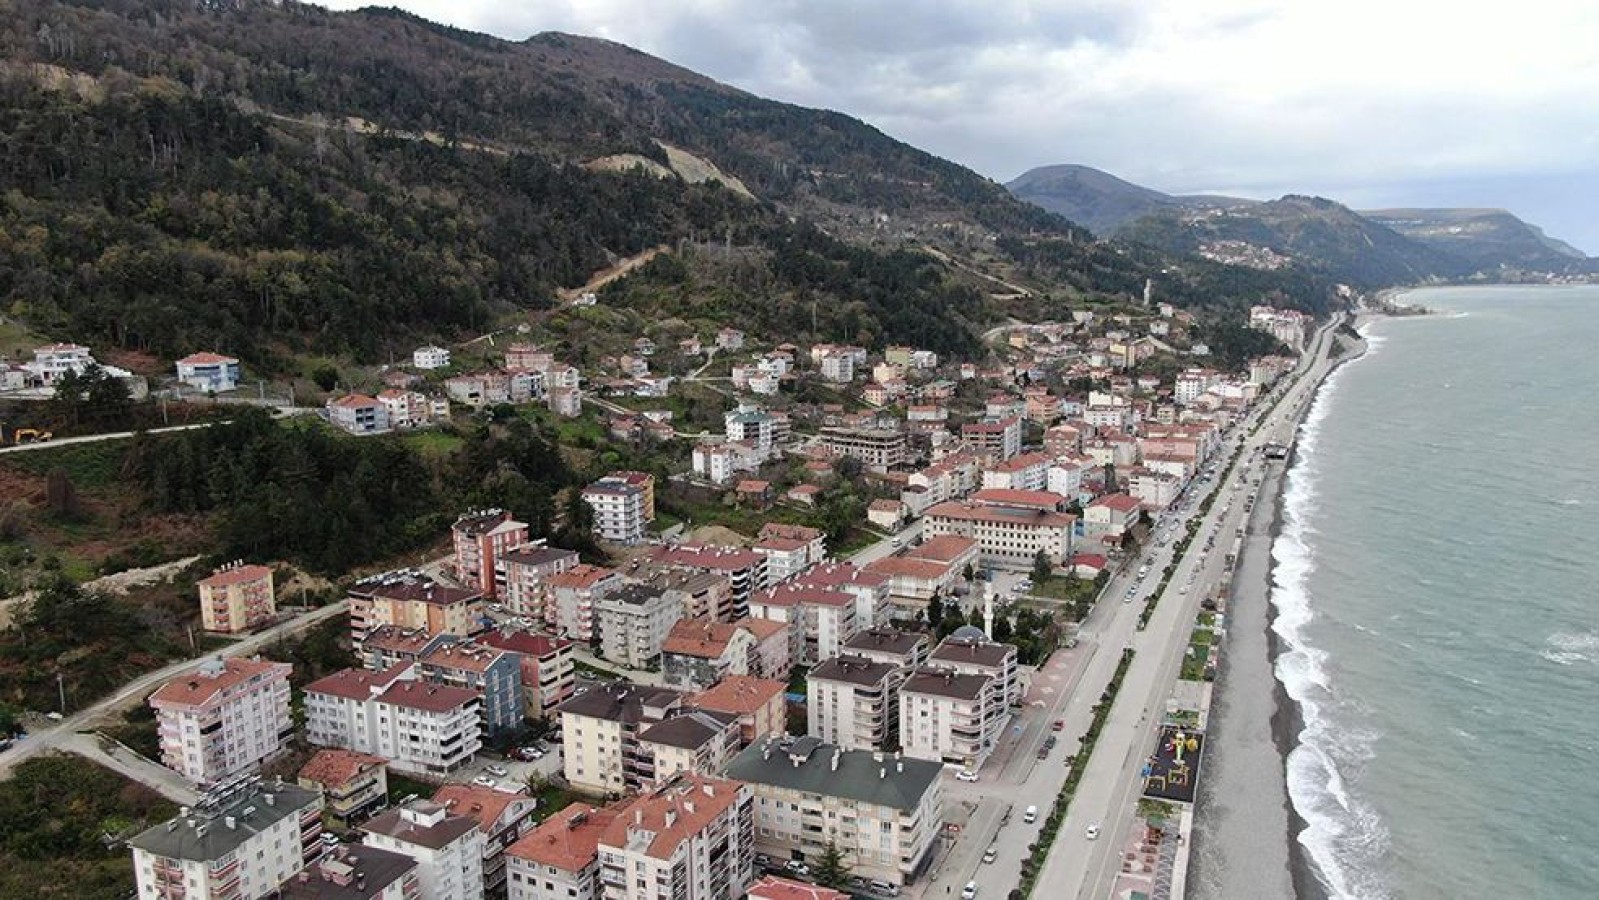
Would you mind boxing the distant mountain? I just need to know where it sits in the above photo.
[1006,164,1248,236]
[1360,208,1588,273]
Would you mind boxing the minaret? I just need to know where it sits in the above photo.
[983,582,995,639]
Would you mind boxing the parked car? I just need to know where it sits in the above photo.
[962,882,978,900]
[1052,719,1065,731]
[471,775,497,788]
[485,764,508,777]
[785,860,810,876]
[955,769,979,782]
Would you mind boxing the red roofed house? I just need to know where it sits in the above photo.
[505,803,623,900]
[175,351,241,392]
[748,875,850,900]
[734,479,773,509]
[150,656,293,785]
[866,498,905,532]
[325,393,390,434]
[197,562,276,634]
[432,783,540,897]
[297,748,389,825]
[786,483,823,507]
[1072,553,1109,578]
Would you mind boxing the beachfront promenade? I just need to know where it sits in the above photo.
[1033,313,1345,899]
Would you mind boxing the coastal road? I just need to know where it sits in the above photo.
[0,601,350,780]
[1034,314,1344,900]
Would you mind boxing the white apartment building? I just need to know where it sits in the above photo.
[150,656,293,785]
[748,584,859,666]
[725,738,944,887]
[414,346,452,369]
[898,668,994,767]
[929,635,1020,714]
[499,545,580,621]
[819,352,855,383]
[596,583,686,669]
[130,780,323,900]
[546,564,626,642]
[363,800,485,900]
[636,709,742,786]
[807,655,899,752]
[725,404,779,459]
[980,451,1052,492]
[594,775,755,900]
[556,684,686,795]
[581,481,648,545]
[304,664,483,776]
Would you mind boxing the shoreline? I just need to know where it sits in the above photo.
[1269,323,1372,900]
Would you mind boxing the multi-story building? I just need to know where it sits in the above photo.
[545,565,625,642]
[25,342,94,384]
[960,416,1022,462]
[453,510,530,599]
[1083,492,1142,543]
[628,568,734,621]
[898,669,993,767]
[280,844,422,900]
[842,628,931,670]
[688,676,788,747]
[748,584,858,666]
[419,640,525,736]
[499,545,580,621]
[433,784,539,898]
[197,563,276,634]
[304,664,483,776]
[175,352,241,393]
[752,524,826,582]
[414,346,452,369]
[818,427,908,472]
[787,563,892,632]
[150,656,294,785]
[595,583,686,670]
[922,497,1076,571]
[980,451,1052,492]
[505,803,622,900]
[581,481,648,545]
[649,545,768,619]
[725,737,943,887]
[930,635,1020,713]
[480,629,577,719]
[297,748,390,827]
[594,775,754,900]
[818,352,854,383]
[594,472,656,522]
[659,617,791,691]
[129,779,323,900]
[327,394,391,435]
[363,800,485,900]
[348,573,485,650]
[725,403,779,460]
[636,709,742,786]
[556,684,686,794]
[361,626,454,671]
[806,655,898,752]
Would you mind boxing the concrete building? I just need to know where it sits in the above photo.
[297,748,390,827]
[660,617,791,692]
[348,573,485,650]
[788,563,893,633]
[747,875,849,900]
[197,562,276,634]
[414,346,452,369]
[649,545,768,619]
[898,669,993,767]
[725,737,944,887]
[480,629,578,720]
[960,417,1022,462]
[818,352,855,383]
[688,676,788,747]
[499,545,580,622]
[419,639,525,736]
[545,565,625,642]
[555,684,686,795]
[595,583,685,670]
[806,655,899,752]
[129,779,323,900]
[432,784,540,898]
[280,844,421,900]
[176,352,241,393]
[749,584,859,666]
[818,427,908,472]
[594,471,656,522]
[452,509,530,599]
[326,394,390,435]
[150,656,293,786]
[505,803,621,900]
[593,775,755,900]
[725,404,780,460]
[304,665,483,776]
[363,800,485,900]
[581,481,649,546]
[922,497,1076,571]
[841,628,931,671]
[930,635,1020,712]
[636,709,742,786]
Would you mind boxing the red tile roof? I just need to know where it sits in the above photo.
[177,351,238,365]
[970,488,1065,509]
[753,584,853,608]
[298,748,387,788]
[905,534,978,564]
[304,664,413,702]
[598,775,745,861]
[690,676,786,717]
[480,629,573,658]
[328,393,380,408]
[374,680,479,713]
[432,783,533,833]
[197,564,273,589]
[546,564,620,590]
[506,803,620,872]
[1090,492,1142,512]
[148,657,290,708]
[748,875,851,900]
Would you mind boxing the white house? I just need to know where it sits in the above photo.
[175,352,241,393]
[414,346,452,370]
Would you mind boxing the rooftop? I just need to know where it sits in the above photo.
[130,779,319,862]
[373,680,480,714]
[421,640,512,674]
[298,749,388,789]
[637,709,739,750]
[546,564,622,590]
[279,845,417,900]
[500,545,580,568]
[197,563,272,589]
[598,775,746,861]
[969,488,1066,510]
[480,628,573,658]
[924,501,1076,529]
[176,351,239,366]
[363,800,478,850]
[747,875,851,900]
[555,683,684,724]
[689,676,786,717]
[904,534,979,564]
[902,668,990,701]
[842,628,928,659]
[725,739,942,813]
[931,636,1017,669]
[506,802,620,872]
[304,664,414,703]
[753,584,854,609]
[431,783,535,833]
[808,654,896,687]
[149,657,290,709]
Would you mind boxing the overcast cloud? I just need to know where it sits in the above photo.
[319,1,1599,251]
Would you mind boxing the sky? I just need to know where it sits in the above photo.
[319,1,1599,252]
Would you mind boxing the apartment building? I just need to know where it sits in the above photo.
[499,545,580,621]
[596,583,686,669]
[348,573,485,650]
[789,563,892,631]
[196,563,276,634]
[297,748,389,827]
[753,524,826,583]
[818,427,908,472]
[623,567,734,621]
[636,709,742,786]
[595,472,656,522]
[361,626,454,671]
[433,784,540,898]
[689,677,788,747]
[545,564,625,642]
[748,584,858,666]
[649,545,768,618]
[818,352,854,383]
[725,404,780,460]
[419,640,525,736]
[660,617,791,691]
[327,394,390,435]
[556,684,686,794]
[898,669,993,767]
[363,800,485,900]
[130,780,323,900]
[506,803,622,900]
[930,635,1020,713]
[806,655,898,752]
[980,451,1052,492]
[280,845,421,900]
[594,775,755,900]
[480,629,577,719]
[1083,492,1142,543]
[581,481,649,546]
[841,628,931,670]
[725,737,944,887]
[960,416,1022,462]
[150,656,294,785]
[304,665,483,776]
[414,346,452,369]
[453,509,530,599]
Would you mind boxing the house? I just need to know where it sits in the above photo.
[752,523,826,583]
[362,800,485,900]
[25,342,94,384]
[304,664,483,776]
[175,352,241,392]
[150,656,293,785]
[505,803,622,900]
[377,389,436,428]
[716,328,745,350]
[197,562,276,634]
[981,451,1052,493]
[689,676,788,746]
[298,749,390,826]
[649,544,769,619]
[1071,553,1109,578]
[960,416,1022,462]
[788,563,893,633]
[129,781,323,900]
[452,509,530,599]
[898,668,995,767]
[819,351,855,383]
[327,394,391,435]
[413,346,452,369]
[432,784,539,898]
[504,343,542,371]
[866,498,905,532]
[725,404,781,459]
[692,442,759,485]
[747,876,849,900]
[930,634,1020,711]
[786,483,822,507]
[547,385,582,417]
[725,737,944,887]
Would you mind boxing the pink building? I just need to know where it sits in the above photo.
[452,509,530,599]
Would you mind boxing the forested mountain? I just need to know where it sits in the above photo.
[0,0,1336,369]
[1006,164,1248,236]
[1360,208,1589,273]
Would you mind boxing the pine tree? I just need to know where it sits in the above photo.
[813,839,849,889]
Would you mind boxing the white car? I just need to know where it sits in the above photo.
[1086,824,1101,840]
[955,769,979,782]
[962,882,978,900]
[485,764,508,777]
[472,775,497,788]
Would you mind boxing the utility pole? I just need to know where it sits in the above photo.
[56,672,65,715]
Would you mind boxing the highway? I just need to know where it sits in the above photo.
[1035,314,1344,899]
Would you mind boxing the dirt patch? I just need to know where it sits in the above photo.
[686,524,751,547]
[556,245,670,302]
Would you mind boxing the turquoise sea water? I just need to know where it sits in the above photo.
[1272,286,1599,899]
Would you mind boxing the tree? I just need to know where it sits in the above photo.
[1032,550,1053,585]
[311,365,339,391]
[993,613,1014,643]
[926,594,945,630]
[813,839,849,889]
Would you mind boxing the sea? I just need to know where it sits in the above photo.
[1272,285,1599,900]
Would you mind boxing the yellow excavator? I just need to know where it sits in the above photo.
[1,425,53,445]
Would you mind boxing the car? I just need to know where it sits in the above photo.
[471,775,497,788]
[955,769,979,782]
[320,831,342,846]
[868,880,900,897]
[1124,593,1134,604]
[1037,746,1049,759]
[1023,805,1038,823]
[848,876,868,889]
[485,764,508,777]
[983,846,998,864]
[1052,719,1065,731]
[962,882,978,900]
[1086,824,1101,840]
[785,860,810,876]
